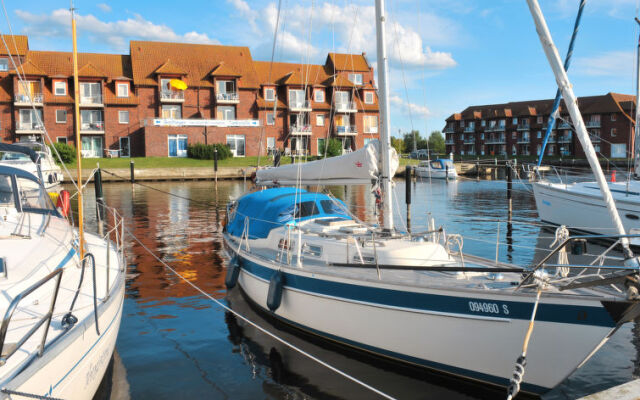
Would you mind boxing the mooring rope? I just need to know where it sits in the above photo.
[1,388,65,400]
[123,223,397,400]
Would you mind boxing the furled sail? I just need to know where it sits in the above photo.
[255,140,398,185]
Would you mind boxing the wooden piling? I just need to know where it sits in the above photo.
[130,160,135,184]
[405,166,412,233]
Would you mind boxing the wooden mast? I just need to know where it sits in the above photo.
[71,1,84,258]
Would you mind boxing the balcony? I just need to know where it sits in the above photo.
[558,122,571,129]
[485,125,497,132]
[464,126,475,133]
[495,125,506,131]
[517,137,530,144]
[289,100,312,112]
[589,133,601,143]
[558,134,572,143]
[364,126,379,134]
[80,95,104,107]
[15,121,43,134]
[464,138,475,144]
[517,124,530,131]
[443,126,454,133]
[80,121,105,134]
[159,90,184,103]
[445,139,455,145]
[586,120,601,128]
[290,124,312,135]
[14,93,43,106]
[334,101,357,113]
[216,92,239,104]
[485,136,506,144]
[335,125,357,136]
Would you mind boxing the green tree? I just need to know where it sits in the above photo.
[428,131,445,155]
[319,138,343,157]
[49,142,76,164]
[391,137,404,155]
[402,130,427,153]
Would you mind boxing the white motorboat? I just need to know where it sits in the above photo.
[0,140,64,190]
[0,144,125,399]
[415,159,458,180]
[223,0,640,396]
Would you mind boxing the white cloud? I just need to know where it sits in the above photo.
[97,3,111,13]
[573,50,634,77]
[227,1,456,69]
[15,9,218,51]
[390,95,431,118]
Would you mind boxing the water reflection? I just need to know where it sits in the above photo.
[68,179,640,399]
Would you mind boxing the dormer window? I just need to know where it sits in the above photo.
[314,89,325,103]
[117,82,129,98]
[265,87,275,101]
[348,73,362,85]
[54,81,66,96]
[364,91,374,104]
[0,58,8,72]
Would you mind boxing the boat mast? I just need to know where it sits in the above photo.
[375,0,394,231]
[634,18,640,179]
[527,0,633,256]
[71,1,84,258]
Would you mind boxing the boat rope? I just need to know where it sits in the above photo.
[123,224,398,400]
[506,286,543,400]
[551,226,570,277]
[1,388,64,400]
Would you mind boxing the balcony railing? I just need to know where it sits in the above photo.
[495,125,506,131]
[14,93,43,105]
[485,126,497,132]
[558,134,572,143]
[485,136,506,144]
[290,124,312,135]
[216,92,239,102]
[558,122,571,129]
[517,124,530,131]
[289,100,312,111]
[335,125,357,135]
[160,91,184,102]
[80,121,105,132]
[445,139,455,145]
[517,137,530,144]
[334,101,357,113]
[364,126,379,134]
[589,134,601,143]
[464,126,475,133]
[80,95,104,106]
[464,138,475,144]
[16,121,43,131]
[586,120,601,128]
[443,127,454,133]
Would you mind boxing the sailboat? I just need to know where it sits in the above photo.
[532,18,640,244]
[0,6,125,399]
[223,0,640,395]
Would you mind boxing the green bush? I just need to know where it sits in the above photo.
[49,142,76,164]
[187,143,232,160]
[318,138,343,158]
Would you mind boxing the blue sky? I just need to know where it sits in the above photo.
[5,0,640,138]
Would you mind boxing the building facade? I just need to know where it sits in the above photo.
[444,93,636,159]
[0,35,380,157]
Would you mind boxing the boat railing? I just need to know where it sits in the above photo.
[0,268,64,365]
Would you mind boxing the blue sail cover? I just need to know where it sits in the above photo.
[226,188,350,239]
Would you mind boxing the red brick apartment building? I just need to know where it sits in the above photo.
[0,35,380,157]
[444,93,636,159]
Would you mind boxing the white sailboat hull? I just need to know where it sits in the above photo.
[415,167,458,180]
[228,240,616,395]
[533,180,640,243]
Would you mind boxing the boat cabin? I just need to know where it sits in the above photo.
[418,159,455,171]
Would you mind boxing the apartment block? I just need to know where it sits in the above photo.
[0,35,380,158]
[444,93,635,159]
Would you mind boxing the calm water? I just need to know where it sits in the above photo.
[74,177,639,399]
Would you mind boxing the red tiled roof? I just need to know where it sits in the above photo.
[327,53,370,72]
[210,62,241,77]
[26,51,133,80]
[130,41,259,88]
[253,61,329,86]
[11,59,46,76]
[0,35,28,57]
[77,62,107,78]
[153,59,186,75]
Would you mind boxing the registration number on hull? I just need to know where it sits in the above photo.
[468,301,509,315]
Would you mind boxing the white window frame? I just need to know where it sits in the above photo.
[611,128,617,137]
[537,116,543,124]
[119,110,130,124]
[364,115,378,134]
[217,106,236,120]
[611,114,617,121]
[316,114,325,126]
[167,134,188,158]
[55,109,67,123]
[0,58,7,71]
[364,91,374,104]
[226,134,246,157]
[264,87,275,101]
[162,105,181,120]
[266,112,275,126]
[266,137,276,153]
[56,137,67,144]
[348,73,362,85]
[289,89,306,107]
[54,81,67,96]
[314,89,325,103]
[116,83,129,98]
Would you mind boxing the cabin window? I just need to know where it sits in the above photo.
[303,244,322,257]
[320,199,347,215]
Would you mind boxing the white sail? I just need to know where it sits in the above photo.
[255,140,399,185]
